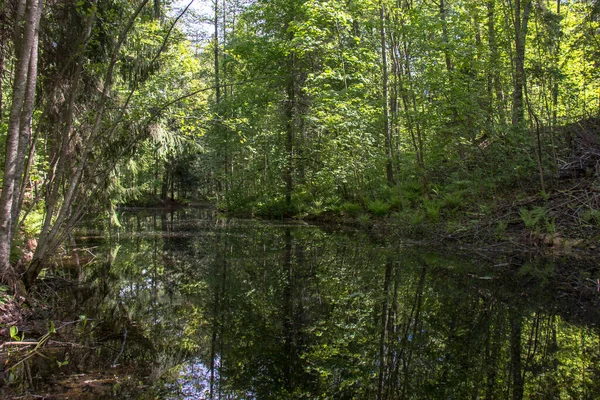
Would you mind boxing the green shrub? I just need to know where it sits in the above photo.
[423,199,442,222]
[581,208,600,225]
[399,182,423,207]
[254,197,288,218]
[358,213,371,225]
[326,204,343,215]
[443,191,465,210]
[367,200,390,217]
[291,196,309,215]
[494,220,508,239]
[409,209,426,225]
[22,206,44,236]
[311,199,326,216]
[324,195,341,206]
[519,206,548,232]
[388,194,403,211]
[341,202,362,216]
[445,180,472,192]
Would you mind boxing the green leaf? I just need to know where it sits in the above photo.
[48,320,56,334]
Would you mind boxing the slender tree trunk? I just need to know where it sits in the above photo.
[11,6,41,236]
[380,0,394,186]
[440,0,453,73]
[488,0,507,130]
[154,0,161,20]
[0,2,6,123]
[512,0,532,127]
[284,58,295,211]
[222,0,232,197]
[0,0,42,284]
[549,0,561,169]
[283,8,296,212]
[395,1,424,173]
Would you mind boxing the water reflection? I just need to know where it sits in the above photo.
[35,209,600,398]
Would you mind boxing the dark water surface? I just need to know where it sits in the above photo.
[6,208,600,399]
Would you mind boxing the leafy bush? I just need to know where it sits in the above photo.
[254,197,288,219]
[367,200,390,217]
[388,194,403,211]
[423,199,442,222]
[581,208,600,225]
[443,191,465,210]
[519,206,550,232]
[341,202,362,216]
[399,182,423,207]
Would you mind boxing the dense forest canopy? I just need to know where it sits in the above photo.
[0,0,599,288]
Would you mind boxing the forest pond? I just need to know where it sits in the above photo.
[5,208,600,399]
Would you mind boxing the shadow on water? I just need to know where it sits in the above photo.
[2,207,600,399]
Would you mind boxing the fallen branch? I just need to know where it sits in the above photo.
[0,341,40,347]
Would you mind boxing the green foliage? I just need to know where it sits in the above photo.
[443,191,465,210]
[367,200,390,217]
[399,182,424,208]
[423,199,442,222]
[10,326,23,341]
[341,202,362,216]
[392,208,426,227]
[494,220,508,240]
[519,207,545,230]
[519,206,554,233]
[357,213,370,225]
[0,285,9,306]
[518,261,555,282]
[22,206,45,236]
[253,198,289,219]
[132,0,599,230]
[581,208,600,225]
[3,0,599,293]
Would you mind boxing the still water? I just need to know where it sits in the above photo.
[8,208,600,398]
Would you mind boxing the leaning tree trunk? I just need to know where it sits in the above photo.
[24,0,151,288]
[0,0,42,285]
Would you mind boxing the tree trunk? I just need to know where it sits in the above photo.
[380,0,394,186]
[440,0,453,73]
[0,0,42,284]
[11,7,41,236]
[512,0,532,127]
[284,58,295,211]
[25,0,151,288]
[154,0,161,20]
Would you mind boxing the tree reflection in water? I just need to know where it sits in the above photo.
[20,208,600,399]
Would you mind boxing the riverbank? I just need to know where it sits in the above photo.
[218,173,600,260]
